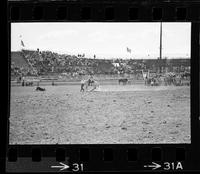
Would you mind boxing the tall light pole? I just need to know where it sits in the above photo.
[159,22,162,73]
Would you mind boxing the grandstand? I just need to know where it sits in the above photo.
[11,51,29,68]
[11,51,38,77]
[11,49,190,80]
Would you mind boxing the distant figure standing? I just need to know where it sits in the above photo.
[22,76,25,86]
[145,76,148,85]
[80,79,86,92]
[150,79,154,86]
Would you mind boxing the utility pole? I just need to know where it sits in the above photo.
[159,22,162,73]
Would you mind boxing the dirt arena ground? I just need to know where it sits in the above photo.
[9,84,190,144]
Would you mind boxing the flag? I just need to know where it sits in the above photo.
[127,47,131,53]
[21,40,25,47]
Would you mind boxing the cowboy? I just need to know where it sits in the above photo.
[80,79,86,92]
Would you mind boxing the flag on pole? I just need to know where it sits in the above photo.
[19,35,25,48]
[127,47,131,53]
[21,40,25,47]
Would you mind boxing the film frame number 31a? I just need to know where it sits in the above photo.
[5,0,200,173]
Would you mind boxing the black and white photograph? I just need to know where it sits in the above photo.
[10,22,191,144]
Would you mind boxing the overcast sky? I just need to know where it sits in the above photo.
[11,22,191,59]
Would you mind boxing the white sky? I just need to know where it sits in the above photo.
[11,22,191,59]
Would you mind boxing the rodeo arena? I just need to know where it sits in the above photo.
[10,21,191,145]
[11,49,190,89]
[9,47,191,144]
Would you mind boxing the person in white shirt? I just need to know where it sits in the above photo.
[80,79,86,92]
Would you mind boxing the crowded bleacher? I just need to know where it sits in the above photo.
[11,49,190,82]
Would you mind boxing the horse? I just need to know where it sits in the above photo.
[25,81,33,86]
[119,78,128,85]
[80,79,91,92]
[88,79,95,86]
[164,75,174,86]
[80,79,99,92]
[89,80,99,91]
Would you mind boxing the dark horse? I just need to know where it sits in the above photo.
[88,79,95,86]
[25,81,33,86]
[119,78,128,85]
[22,80,33,86]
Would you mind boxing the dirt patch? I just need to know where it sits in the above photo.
[9,85,190,144]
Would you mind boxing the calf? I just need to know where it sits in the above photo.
[36,86,46,91]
